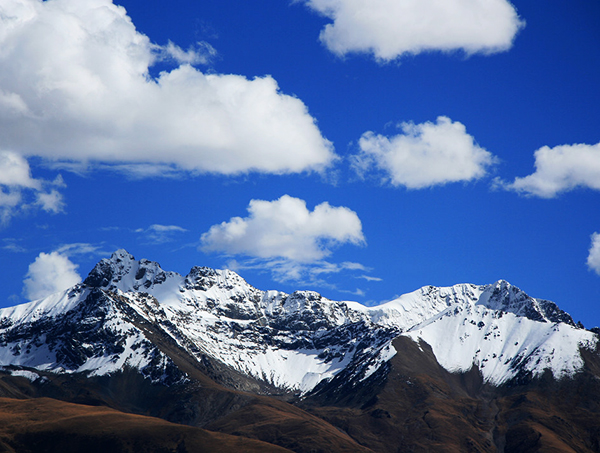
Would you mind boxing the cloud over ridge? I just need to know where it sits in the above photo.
[302,0,524,61]
[0,0,335,175]
[23,251,81,301]
[200,195,365,263]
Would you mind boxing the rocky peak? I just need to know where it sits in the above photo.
[83,249,176,293]
[478,280,575,326]
[184,266,228,291]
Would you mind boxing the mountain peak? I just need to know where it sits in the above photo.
[83,249,177,293]
[479,280,576,326]
[112,248,136,261]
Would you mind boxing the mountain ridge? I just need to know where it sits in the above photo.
[2,249,600,452]
[1,249,596,392]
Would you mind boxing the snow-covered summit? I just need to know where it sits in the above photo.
[84,249,179,293]
[83,250,364,329]
[348,280,576,331]
[477,280,576,325]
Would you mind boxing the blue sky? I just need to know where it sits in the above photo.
[1,0,600,326]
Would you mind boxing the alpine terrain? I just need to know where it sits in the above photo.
[1,250,600,452]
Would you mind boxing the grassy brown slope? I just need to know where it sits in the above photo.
[304,336,497,452]
[207,397,374,453]
[302,336,600,453]
[496,388,600,452]
[0,396,292,453]
[0,371,373,453]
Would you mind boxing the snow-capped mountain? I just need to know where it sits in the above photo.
[0,250,597,394]
[352,281,597,386]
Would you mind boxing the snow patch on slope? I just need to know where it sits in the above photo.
[350,283,483,330]
[0,287,87,324]
[0,288,182,383]
[405,303,596,385]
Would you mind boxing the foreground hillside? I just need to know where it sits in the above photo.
[1,250,599,452]
[0,397,291,453]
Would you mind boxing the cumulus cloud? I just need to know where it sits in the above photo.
[588,233,600,276]
[301,0,524,61]
[0,150,41,189]
[201,195,369,285]
[501,142,600,198]
[0,0,335,175]
[35,189,64,213]
[23,251,82,300]
[201,195,365,262]
[0,151,65,223]
[353,116,496,189]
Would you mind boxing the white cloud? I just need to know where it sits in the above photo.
[145,224,187,234]
[0,151,65,223]
[0,149,41,189]
[502,142,600,198]
[136,224,188,244]
[160,41,217,66]
[230,258,312,283]
[301,0,524,61]
[227,258,369,292]
[353,116,496,189]
[35,189,64,213]
[358,275,383,282]
[0,0,335,175]
[3,238,27,253]
[23,251,82,300]
[0,191,22,222]
[307,261,367,275]
[55,242,103,256]
[201,195,365,263]
[588,233,600,276]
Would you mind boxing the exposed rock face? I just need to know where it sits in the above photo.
[479,279,576,325]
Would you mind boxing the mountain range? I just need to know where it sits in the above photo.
[1,250,600,452]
